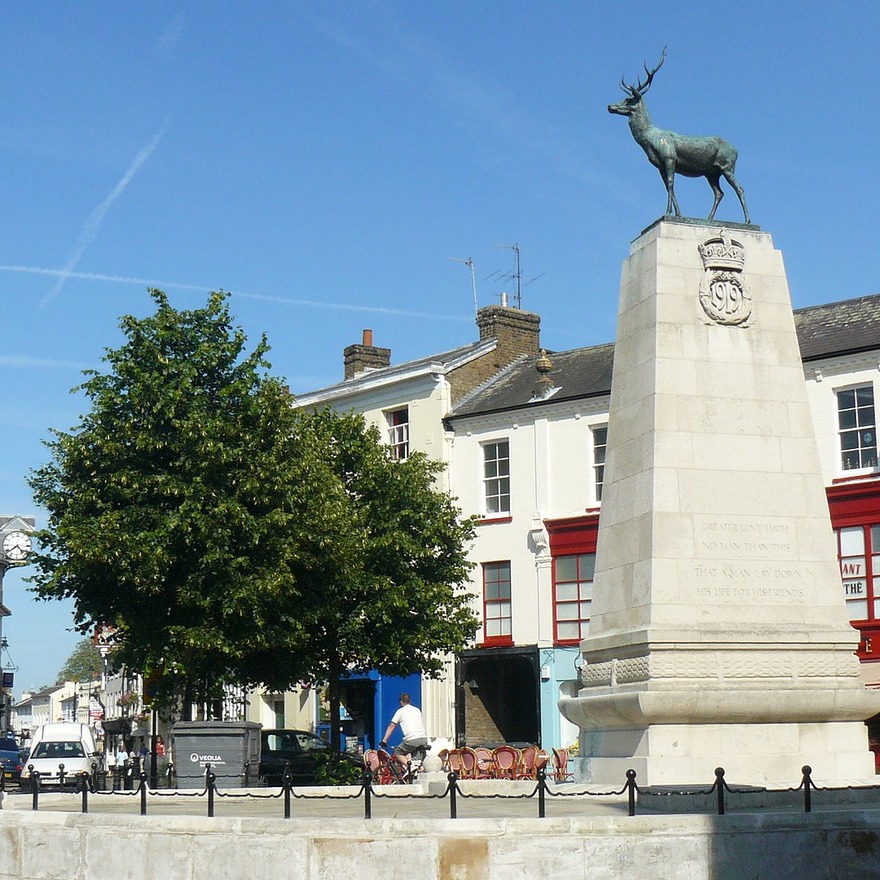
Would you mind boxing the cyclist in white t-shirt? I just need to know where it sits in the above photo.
[379,693,428,775]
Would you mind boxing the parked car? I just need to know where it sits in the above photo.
[258,729,361,785]
[0,736,22,784]
[20,722,102,787]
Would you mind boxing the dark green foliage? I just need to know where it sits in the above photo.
[270,408,479,749]
[312,751,363,786]
[29,291,478,729]
[29,290,311,707]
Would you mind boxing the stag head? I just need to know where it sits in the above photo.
[607,47,667,116]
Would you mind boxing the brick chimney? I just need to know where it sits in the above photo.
[447,303,542,403]
[344,329,391,379]
[476,303,541,361]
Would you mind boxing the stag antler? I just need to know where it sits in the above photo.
[621,46,667,97]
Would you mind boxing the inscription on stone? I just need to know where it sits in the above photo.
[694,518,805,603]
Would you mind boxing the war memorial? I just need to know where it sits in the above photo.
[558,48,880,789]
[1,53,879,880]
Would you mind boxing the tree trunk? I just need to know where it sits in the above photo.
[181,679,193,722]
[327,654,342,754]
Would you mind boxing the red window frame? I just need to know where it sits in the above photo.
[553,553,595,644]
[481,561,512,646]
[546,514,600,646]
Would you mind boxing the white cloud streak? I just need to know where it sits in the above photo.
[41,120,171,307]
[0,354,89,371]
[2,265,468,323]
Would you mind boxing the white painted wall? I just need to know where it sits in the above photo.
[802,353,880,485]
[451,402,610,648]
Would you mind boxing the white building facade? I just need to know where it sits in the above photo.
[298,292,880,761]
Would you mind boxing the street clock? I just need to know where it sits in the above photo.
[2,531,31,562]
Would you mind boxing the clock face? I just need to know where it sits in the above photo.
[2,530,31,561]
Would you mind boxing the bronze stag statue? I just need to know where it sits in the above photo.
[608,49,750,224]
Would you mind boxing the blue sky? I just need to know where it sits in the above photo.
[2,2,880,692]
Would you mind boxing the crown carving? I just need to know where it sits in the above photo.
[698,229,745,271]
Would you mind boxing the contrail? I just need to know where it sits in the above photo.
[40,119,171,307]
[0,354,89,371]
[2,264,468,322]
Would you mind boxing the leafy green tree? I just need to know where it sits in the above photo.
[242,407,479,751]
[29,290,313,713]
[56,637,102,684]
[29,291,478,744]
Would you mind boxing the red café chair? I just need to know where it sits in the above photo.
[372,747,401,785]
[475,747,494,779]
[517,745,540,780]
[365,749,392,785]
[552,747,574,783]
[436,748,450,772]
[446,748,464,777]
[458,746,479,780]
[492,745,521,780]
[535,750,550,778]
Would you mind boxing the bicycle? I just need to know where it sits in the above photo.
[373,742,429,784]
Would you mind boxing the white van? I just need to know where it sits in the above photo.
[21,723,102,787]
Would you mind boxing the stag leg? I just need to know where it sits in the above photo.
[722,170,750,225]
[658,166,680,217]
[706,172,724,220]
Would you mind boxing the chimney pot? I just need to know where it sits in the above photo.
[343,330,391,379]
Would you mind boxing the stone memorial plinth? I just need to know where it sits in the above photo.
[559,219,880,785]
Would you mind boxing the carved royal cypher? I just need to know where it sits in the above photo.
[697,229,752,326]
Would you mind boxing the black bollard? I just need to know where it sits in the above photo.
[79,773,89,813]
[282,765,292,820]
[140,772,148,816]
[626,769,637,816]
[448,771,458,819]
[30,767,39,811]
[802,765,812,813]
[714,768,726,815]
[537,766,546,818]
[206,765,216,818]
[363,770,372,820]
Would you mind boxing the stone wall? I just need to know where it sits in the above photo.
[0,811,878,879]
